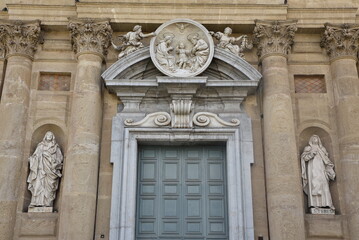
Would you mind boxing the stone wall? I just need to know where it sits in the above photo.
[0,1,357,240]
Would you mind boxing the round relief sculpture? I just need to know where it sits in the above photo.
[150,19,214,77]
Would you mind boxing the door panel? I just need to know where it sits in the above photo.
[136,145,228,240]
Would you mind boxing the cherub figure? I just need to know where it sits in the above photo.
[209,27,252,58]
[175,42,191,69]
[112,25,155,59]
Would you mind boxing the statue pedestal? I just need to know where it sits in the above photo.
[28,207,53,213]
[310,208,335,215]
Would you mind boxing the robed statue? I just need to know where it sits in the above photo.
[27,131,63,208]
[301,135,335,213]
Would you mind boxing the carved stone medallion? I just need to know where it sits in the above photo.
[150,19,214,77]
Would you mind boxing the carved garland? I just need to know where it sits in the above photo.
[320,23,359,60]
[253,20,297,59]
[0,20,41,58]
[68,18,112,57]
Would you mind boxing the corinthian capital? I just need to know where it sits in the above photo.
[68,18,112,58]
[0,20,41,59]
[320,23,359,60]
[253,20,297,60]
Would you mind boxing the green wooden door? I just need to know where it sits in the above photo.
[136,145,228,240]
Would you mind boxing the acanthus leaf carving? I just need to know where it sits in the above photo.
[0,20,41,58]
[124,112,171,127]
[193,112,240,128]
[320,23,359,60]
[253,20,297,59]
[68,18,112,57]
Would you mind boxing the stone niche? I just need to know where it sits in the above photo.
[102,19,261,240]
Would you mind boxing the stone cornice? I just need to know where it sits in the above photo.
[68,18,112,58]
[0,20,41,59]
[320,23,359,61]
[253,20,297,60]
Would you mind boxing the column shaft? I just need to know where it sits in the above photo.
[0,56,32,240]
[58,18,112,239]
[331,58,359,238]
[254,20,306,240]
[58,54,103,239]
[0,20,40,240]
[321,23,359,239]
[262,55,306,240]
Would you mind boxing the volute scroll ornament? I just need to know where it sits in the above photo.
[193,112,240,128]
[150,19,214,78]
[124,112,172,128]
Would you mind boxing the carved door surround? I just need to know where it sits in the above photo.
[102,19,261,240]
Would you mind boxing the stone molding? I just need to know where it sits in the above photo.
[68,18,112,58]
[0,20,41,59]
[253,20,297,60]
[320,23,359,61]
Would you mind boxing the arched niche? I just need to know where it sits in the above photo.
[299,126,341,214]
[23,124,66,212]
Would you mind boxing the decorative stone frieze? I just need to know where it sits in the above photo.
[253,20,297,60]
[0,20,41,59]
[320,23,359,60]
[68,18,112,57]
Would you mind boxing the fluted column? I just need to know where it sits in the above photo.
[321,23,359,239]
[58,18,112,240]
[254,20,306,240]
[0,20,41,240]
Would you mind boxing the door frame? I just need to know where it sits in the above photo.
[109,114,255,240]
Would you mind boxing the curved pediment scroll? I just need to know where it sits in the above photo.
[124,112,171,127]
[193,112,240,128]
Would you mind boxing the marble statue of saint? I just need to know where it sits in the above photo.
[209,27,252,58]
[301,135,335,211]
[27,131,63,208]
[188,33,209,72]
[112,25,155,59]
[155,34,176,71]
